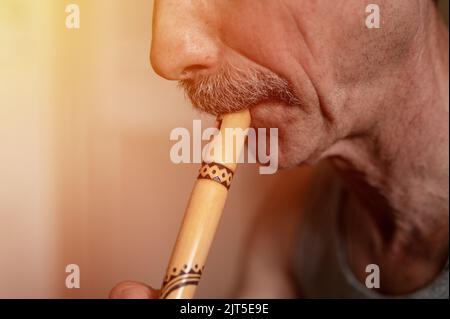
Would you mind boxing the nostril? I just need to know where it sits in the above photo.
[180,64,209,79]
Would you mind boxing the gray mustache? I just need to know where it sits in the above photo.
[179,64,300,116]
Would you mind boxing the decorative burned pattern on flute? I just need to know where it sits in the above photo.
[160,264,205,299]
[198,162,234,189]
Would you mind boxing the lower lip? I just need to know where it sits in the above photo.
[248,100,285,129]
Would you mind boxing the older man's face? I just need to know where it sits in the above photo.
[151,0,420,167]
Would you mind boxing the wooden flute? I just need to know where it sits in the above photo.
[160,109,251,299]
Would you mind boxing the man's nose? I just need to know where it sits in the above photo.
[150,0,220,81]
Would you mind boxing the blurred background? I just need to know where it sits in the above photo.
[0,0,448,298]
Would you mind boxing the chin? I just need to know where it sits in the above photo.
[276,144,315,169]
[276,124,334,169]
